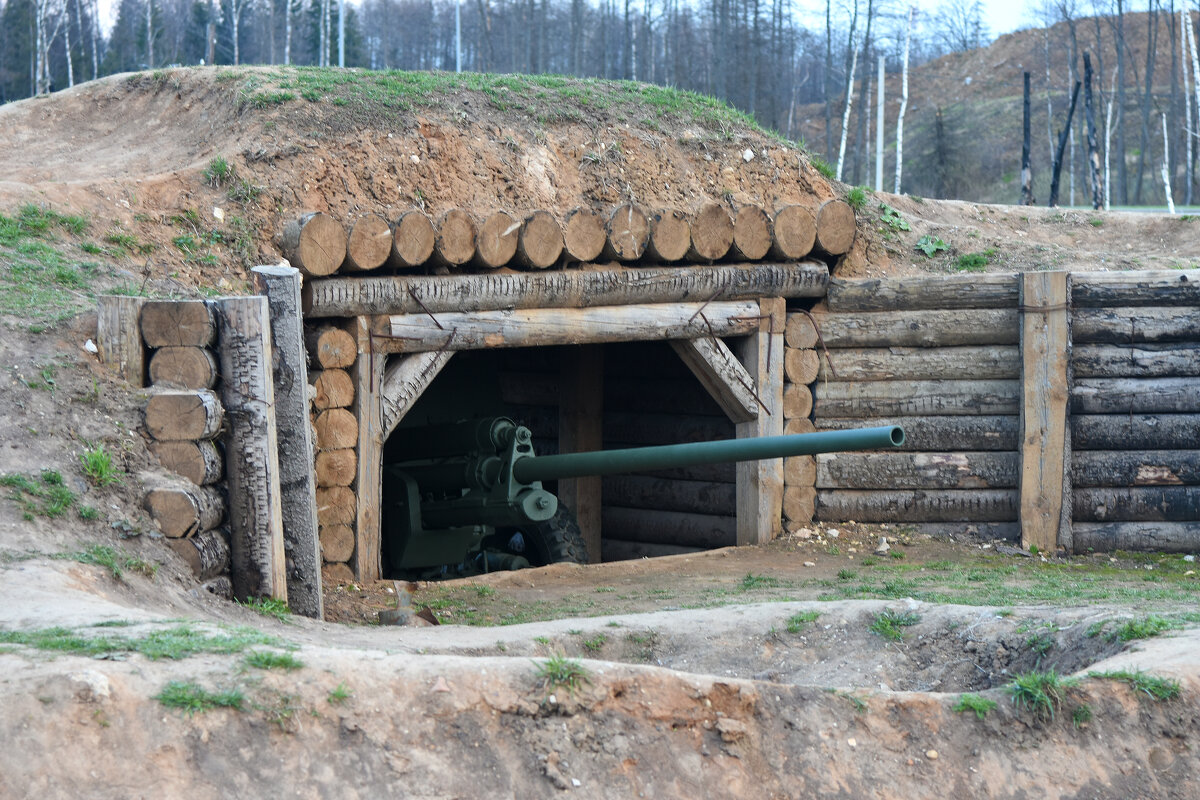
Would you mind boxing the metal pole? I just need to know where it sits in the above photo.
[455,0,461,72]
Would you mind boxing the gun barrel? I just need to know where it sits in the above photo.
[511,426,905,484]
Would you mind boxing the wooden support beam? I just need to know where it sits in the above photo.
[814,416,1020,451]
[813,380,1020,417]
[252,265,324,619]
[557,346,603,563]
[303,262,829,317]
[217,296,287,602]
[816,345,1021,382]
[1018,271,1071,554]
[352,339,384,583]
[379,351,454,438]
[816,451,1019,490]
[734,297,785,545]
[1072,522,1200,553]
[368,301,761,354]
[826,273,1020,312]
[96,295,147,386]
[1072,377,1200,413]
[1071,269,1200,307]
[809,308,1019,348]
[670,337,759,424]
[816,489,1019,522]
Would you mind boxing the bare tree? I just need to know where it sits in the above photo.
[894,4,912,193]
[835,0,859,181]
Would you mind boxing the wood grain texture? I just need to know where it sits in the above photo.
[557,345,603,563]
[149,440,224,485]
[813,380,1020,417]
[515,210,564,269]
[816,451,1019,490]
[148,346,218,389]
[769,205,816,260]
[814,199,856,255]
[144,390,223,440]
[827,274,1019,312]
[281,212,347,277]
[735,297,785,545]
[1072,521,1200,553]
[167,529,230,580]
[1072,377,1200,413]
[1073,306,1200,343]
[97,295,147,385]
[1071,269,1200,307]
[816,345,1020,382]
[670,337,759,424]
[562,207,607,262]
[1071,414,1200,450]
[1072,450,1200,487]
[1071,343,1200,378]
[342,213,393,272]
[808,308,1019,347]
[816,489,1019,522]
[815,416,1020,451]
[388,210,436,268]
[139,299,215,348]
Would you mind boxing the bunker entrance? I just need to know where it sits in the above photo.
[379,341,736,580]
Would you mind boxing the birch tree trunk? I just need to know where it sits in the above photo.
[284,0,293,64]
[1162,112,1176,213]
[894,5,912,194]
[1183,6,1195,205]
[836,37,860,182]
[1187,7,1200,202]
[875,54,884,191]
[63,16,73,87]
[146,0,153,68]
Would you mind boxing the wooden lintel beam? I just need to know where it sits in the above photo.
[303,261,829,318]
[670,337,759,424]
[368,301,761,354]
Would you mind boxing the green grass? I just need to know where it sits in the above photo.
[328,682,353,703]
[0,623,285,660]
[203,156,236,187]
[1007,669,1079,720]
[1109,615,1175,642]
[740,572,785,591]
[786,611,819,633]
[535,653,591,695]
[0,205,103,327]
[64,544,156,580]
[879,203,910,231]
[846,186,869,210]
[581,634,607,652]
[810,155,835,180]
[1090,669,1181,701]
[80,443,122,486]
[244,650,304,671]
[953,693,997,719]
[955,249,997,271]
[228,179,262,204]
[0,471,75,519]
[156,681,244,715]
[869,609,921,641]
[237,597,292,622]
[915,235,949,256]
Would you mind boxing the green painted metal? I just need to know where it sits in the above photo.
[512,426,905,483]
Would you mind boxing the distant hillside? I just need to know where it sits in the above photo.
[798,10,1198,207]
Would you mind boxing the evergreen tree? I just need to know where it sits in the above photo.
[0,0,37,101]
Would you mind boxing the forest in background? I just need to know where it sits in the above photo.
[0,0,1198,207]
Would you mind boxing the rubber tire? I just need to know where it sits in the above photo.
[499,504,588,566]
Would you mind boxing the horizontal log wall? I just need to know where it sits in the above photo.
[805,274,1023,538]
[804,271,1200,553]
[1066,272,1200,552]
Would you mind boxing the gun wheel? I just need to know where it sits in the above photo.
[494,504,588,566]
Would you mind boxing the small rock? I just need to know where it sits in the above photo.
[803,561,816,568]
[1184,555,1195,562]
[926,749,939,760]
[83,339,98,354]
[827,530,839,539]
[1184,570,1195,576]
[212,206,224,221]
[430,676,451,693]
[742,148,755,162]
[874,537,890,556]
[716,718,748,742]
[847,738,857,748]
[571,778,582,788]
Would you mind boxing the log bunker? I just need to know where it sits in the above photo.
[96,200,1200,621]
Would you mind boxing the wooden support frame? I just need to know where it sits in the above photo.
[1018,271,1072,553]
[670,337,760,424]
[734,298,786,545]
[557,346,604,563]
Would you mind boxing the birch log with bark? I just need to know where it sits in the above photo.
[217,296,287,602]
[810,308,1019,346]
[815,416,1020,451]
[1083,52,1104,209]
[148,347,219,389]
[894,5,912,194]
[827,274,1019,312]
[167,529,231,580]
[1071,414,1200,450]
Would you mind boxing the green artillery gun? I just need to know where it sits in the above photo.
[382,417,905,578]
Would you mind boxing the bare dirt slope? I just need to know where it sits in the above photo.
[0,68,1198,798]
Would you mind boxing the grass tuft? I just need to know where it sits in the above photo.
[203,156,236,187]
[237,597,292,622]
[1006,669,1079,720]
[80,443,122,486]
[328,682,353,704]
[156,681,244,715]
[1109,615,1175,642]
[953,693,997,719]
[65,544,156,580]
[1090,669,1181,701]
[846,186,869,210]
[869,609,921,641]
[535,653,591,695]
[244,650,304,671]
[740,572,784,591]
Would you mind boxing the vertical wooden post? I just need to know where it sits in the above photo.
[558,345,604,563]
[251,266,324,619]
[217,296,288,601]
[734,298,785,545]
[1019,271,1072,553]
[353,318,385,581]
[96,295,147,386]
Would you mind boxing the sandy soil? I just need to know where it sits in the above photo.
[0,68,1197,798]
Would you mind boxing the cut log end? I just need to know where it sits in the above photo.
[516,210,565,269]
[474,211,520,269]
[732,205,773,261]
[144,390,224,441]
[305,325,357,370]
[140,300,215,348]
[147,347,218,390]
[342,213,393,272]
[144,484,225,538]
[770,205,816,260]
[646,208,691,263]
[310,369,355,409]
[390,210,436,268]
[314,407,359,450]
[319,524,356,563]
[282,212,347,277]
[687,203,734,262]
[603,204,651,261]
[815,200,857,255]
[785,312,819,349]
[563,207,607,262]
[316,486,357,526]
[435,209,478,267]
[150,440,224,485]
